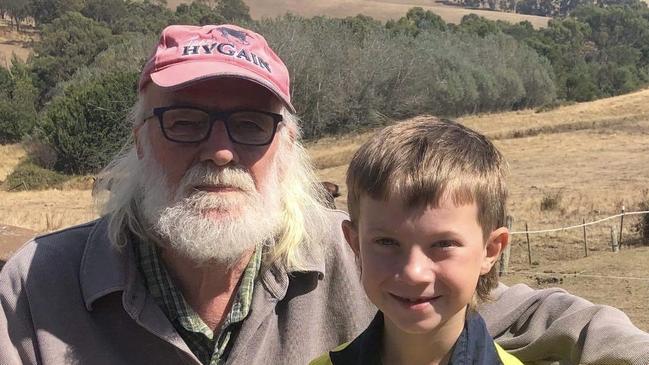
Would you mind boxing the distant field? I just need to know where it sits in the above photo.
[0,18,37,66]
[166,0,551,28]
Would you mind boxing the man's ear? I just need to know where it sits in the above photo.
[481,227,509,275]
[133,125,144,160]
[341,219,360,257]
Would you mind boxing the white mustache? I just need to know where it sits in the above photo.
[177,163,256,198]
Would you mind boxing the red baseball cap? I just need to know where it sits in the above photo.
[139,24,295,112]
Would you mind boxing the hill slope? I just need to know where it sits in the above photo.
[166,0,551,27]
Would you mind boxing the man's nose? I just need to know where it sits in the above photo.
[396,248,435,285]
[199,121,238,166]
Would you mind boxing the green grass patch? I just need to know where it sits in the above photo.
[3,160,71,191]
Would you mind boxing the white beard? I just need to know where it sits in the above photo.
[140,159,282,266]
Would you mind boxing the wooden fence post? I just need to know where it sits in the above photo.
[582,218,588,257]
[611,226,619,252]
[499,215,512,276]
[619,206,625,249]
[525,222,532,265]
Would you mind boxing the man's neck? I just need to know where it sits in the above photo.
[159,247,256,331]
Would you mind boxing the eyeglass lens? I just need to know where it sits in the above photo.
[161,108,276,144]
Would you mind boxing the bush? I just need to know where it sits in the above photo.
[633,192,649,246]
[0,58,38,143]
[38,69,138,174]
[540,190,563,211]
[3,161,70,191]
[255,16,555,139]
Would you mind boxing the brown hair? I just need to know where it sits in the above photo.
[346,117,508,302]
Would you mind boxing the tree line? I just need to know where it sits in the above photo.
[0,0,646,178]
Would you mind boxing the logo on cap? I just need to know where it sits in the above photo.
[214,26,250,45]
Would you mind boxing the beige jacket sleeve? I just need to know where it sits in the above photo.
[480,283,649,365]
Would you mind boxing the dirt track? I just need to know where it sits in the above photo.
[0,225,36,270]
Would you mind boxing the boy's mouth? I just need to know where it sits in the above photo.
[390,293,440,306]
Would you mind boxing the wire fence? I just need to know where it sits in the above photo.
[499,209,649,281]
[510,210,649,235]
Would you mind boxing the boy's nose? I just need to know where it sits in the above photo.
[396,248,434,284]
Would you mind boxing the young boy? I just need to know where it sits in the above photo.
[311,118,522,365]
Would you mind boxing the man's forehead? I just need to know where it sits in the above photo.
[142,78,283,110]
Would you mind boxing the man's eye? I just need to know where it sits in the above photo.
[171,120,200,127]
[235,120,265,132]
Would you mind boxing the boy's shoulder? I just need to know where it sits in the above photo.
[494,343,524,365]
[308,343,350,365]
[309,310,524,365]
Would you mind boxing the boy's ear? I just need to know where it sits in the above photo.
[481,227,509,275]
[341,220,360,256]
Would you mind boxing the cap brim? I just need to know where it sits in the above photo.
[150,61,296,113]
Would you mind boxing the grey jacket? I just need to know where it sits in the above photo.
[1,211,648,365]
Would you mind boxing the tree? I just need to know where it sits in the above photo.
[30,12,113,101]
[175,1,225,25]
[1,0,31,31]
[217,0,251,22]
[38,69,138,174]
[0,57,38,143]
[386,7,446,36]
[28,0,84,26]
[82,0,128,26]
[458,14,500,37]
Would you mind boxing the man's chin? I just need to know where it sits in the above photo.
[199,208,242,220]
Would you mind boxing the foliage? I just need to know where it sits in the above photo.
[540,190,563,211]
[30,12,113,101]
[634,193,649,246]
[28,0,84,25]
[81,0,129,26]
[217,0,251,22]
[3,160,70,190]
[0,57,38,143]
[175,1,225,25]
[0,0,31,30]
[38,70,138,174]
[256,15,554,138]
[111,0,175,35]
[386,7,447,36]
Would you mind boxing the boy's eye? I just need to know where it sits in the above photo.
[375,238,399,247]
[432,240,456,249]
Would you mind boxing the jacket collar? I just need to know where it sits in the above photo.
[330,310,502,365]
[79,215,330,309]
[79,216,130,311]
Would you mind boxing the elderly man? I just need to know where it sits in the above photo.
[1,24,648,365]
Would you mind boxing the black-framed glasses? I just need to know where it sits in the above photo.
[145,106,283,146]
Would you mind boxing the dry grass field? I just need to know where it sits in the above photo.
[166,0,551,28]
[0,18,37,66]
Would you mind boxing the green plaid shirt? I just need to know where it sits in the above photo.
[134,241,262,365]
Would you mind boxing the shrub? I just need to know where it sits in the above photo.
[540,190,563,211]
[38,69,138,174]
[633,192,649,246]
[22,135,57,169]
[0,58,38,143]
[4,161,70,191]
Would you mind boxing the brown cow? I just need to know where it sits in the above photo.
[321,181,340,209]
